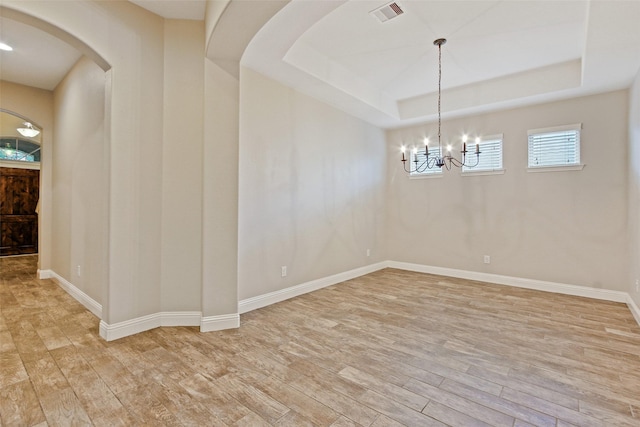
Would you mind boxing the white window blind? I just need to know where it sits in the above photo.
[528,124,581,168]
[462,135,503,173]
[410,146,443,176]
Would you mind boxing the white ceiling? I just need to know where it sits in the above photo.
[243,0,640,128]
[0,16,81,91]
[2,1,640,129]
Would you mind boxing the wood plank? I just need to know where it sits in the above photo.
[39,387,92,426]
[356,389,444,426]
[422,400,492,427]
[404,378,514,426]
[256,375,340,426]
[338,365,428,411]
[0,379,46,426]
[0,351,28,388]
[216,374,290,424]
[438,378,556,427]
[500,387,604,427]
[22,353,70,399]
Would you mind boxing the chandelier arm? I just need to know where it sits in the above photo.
[448,157,464,167]
[410,155,445,173]
[428,156,438,169]
[402,160,412,173]
[416,157,432,172]
[466,154,481,168]
[449,155,476,168]
[404,156,431,173]
[442,157,451,171]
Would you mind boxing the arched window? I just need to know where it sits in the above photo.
[0,110,42,166]
[0,138,41,162]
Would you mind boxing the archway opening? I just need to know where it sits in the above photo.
[0,6,111,321]
[0,109,41,257]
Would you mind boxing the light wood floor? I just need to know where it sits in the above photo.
[2,257,640,426]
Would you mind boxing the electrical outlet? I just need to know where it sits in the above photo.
[636,279,639,293]
[483,255,491,264]
[366,249,371,257]
[281,266,287,277]
[77,265,81,277]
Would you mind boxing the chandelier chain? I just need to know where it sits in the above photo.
[437,40,442,152]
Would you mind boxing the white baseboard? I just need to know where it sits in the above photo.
[627,295,640,326]
[388,261,629,303]
[38,269,52,279]
[200,313,240,332]
[239,261,387,314]
[41,269,102,318]
[160,311,202,327]
[99,311,201,341]
[100,315,159,341]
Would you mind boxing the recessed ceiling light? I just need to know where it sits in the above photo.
[0,42,13,51]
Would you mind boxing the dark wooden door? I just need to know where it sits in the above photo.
[0,167,39,256]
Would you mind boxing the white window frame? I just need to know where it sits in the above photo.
[462,134,504,176]
[527,123,584,172]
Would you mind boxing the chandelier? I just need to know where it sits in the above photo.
[17,122,40,138]
[401,38,481,173]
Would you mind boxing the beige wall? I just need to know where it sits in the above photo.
[629,71,640,306]
[387,91,629,292]
[52,56,107,303]
[0,81,53,271]
[238,68,387,300]
[201,58,240,318]
[161,20,204,312]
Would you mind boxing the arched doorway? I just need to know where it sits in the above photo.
[0,6,111,325]
[0,109,42,256]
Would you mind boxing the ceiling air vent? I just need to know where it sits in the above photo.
[370,1,404,23]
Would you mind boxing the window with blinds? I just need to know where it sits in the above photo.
[462,135,503,173]
[528,124,581,168]
[410,146,443,176]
